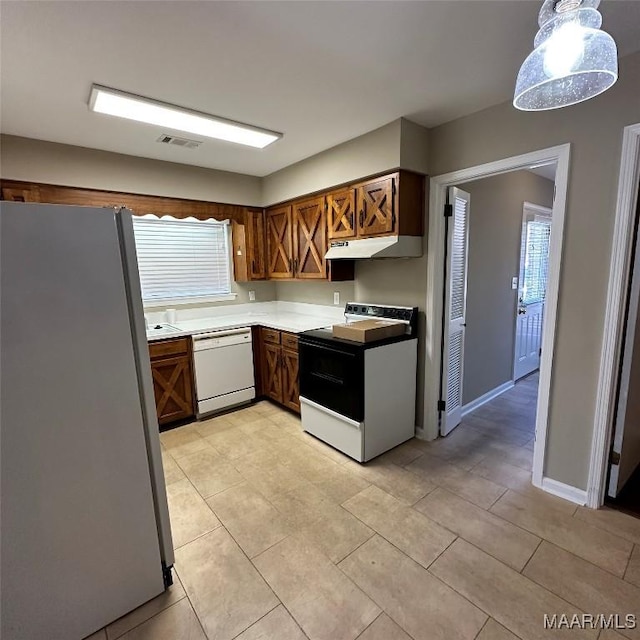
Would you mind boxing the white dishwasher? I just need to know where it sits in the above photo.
[192,328,255,417]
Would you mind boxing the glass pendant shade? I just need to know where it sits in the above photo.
[514,0,618,111]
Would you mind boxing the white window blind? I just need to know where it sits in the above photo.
[132,215,231,303]
[521,219,551,305]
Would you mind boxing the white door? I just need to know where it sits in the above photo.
[441,187,470,435]
[514,204,552,381]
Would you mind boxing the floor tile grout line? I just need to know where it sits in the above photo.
[488,494,634,580]
[623,544,638,583]
[426,538,592,640]
[519,537,544,575]
[513,542,640,630]
[572,508,640,547]
[106,593,191,640]
[227,601,281,640]
[172,522,223,552]
[333,544,420,640]
[472,616,490,640]
[353,611,385,640]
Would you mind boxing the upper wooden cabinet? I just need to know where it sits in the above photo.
[292,196,326,279]
[327,171,424,241]
[267,205,294,279]
[327,188,356,240]
[356,175,395,237]
[1,184,41,202]
[232,208,267,282]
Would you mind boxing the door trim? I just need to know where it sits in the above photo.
[587,122,640,508]
[424,143,571,493]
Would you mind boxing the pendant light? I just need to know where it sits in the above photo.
[514,0,618,111]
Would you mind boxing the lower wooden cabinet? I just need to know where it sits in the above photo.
[281,346,300,412]
[255,327,300,413]
[148,337,196,426]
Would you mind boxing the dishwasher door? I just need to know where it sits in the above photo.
[193,328,255,416]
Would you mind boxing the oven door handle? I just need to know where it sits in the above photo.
[310,371,345,386]
[300,341,357,358]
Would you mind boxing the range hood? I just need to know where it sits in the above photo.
[325,235,422,260]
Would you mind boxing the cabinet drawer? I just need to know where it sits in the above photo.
[281,332,298,351]
[149,337,190,360]
[261,327,281,345]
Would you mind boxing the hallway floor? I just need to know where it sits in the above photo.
[89,377,640,640]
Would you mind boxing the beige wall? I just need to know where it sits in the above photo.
[275,281,355,307]
[0,134,263,206]
[462,171,554,405]
[400,118,430,175]
[430,51,640,489]
[355,257,428,424]
[263,119,402,205]
[0,134,275,308]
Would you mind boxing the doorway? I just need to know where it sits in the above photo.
[514,202,552,382]
[588,123,640,509]
[605,174,640,517]
[424,144,571,495]
[441,169,556,442]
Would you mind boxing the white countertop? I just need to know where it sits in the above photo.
[145,301,343,341]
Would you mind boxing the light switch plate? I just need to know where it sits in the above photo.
[249,290,256,301]
[511,277,519,290]
[333,292,340,305]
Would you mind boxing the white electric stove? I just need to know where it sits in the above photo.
[298,303,418,462]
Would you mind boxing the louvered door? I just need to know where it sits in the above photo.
[356,176,395,237]
[441,187,471,436]
[267,205,294,279]
[293,196,326,279]
[327,189,356,240]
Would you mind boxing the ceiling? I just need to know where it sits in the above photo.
[2,1,639,177]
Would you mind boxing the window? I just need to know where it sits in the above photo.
[520,216,551,305]
[132,215,232,305]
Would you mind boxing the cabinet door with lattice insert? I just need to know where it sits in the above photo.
[281,348,300,412]
[292,196,327,279]
[327,189,356,240]
[266,205,294,279]
[356,176,396,237]
[151,355,194,425]
[263,342,283,403]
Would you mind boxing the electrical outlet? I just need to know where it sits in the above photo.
[333,291,340,305]
[249,290,256,301]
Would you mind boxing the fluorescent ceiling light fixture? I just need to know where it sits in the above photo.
[88,85,282,148]
[514,0,618,111]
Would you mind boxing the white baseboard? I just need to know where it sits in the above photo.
[415,426,426,440]
[541,477,588,506]
[461,381,514,417]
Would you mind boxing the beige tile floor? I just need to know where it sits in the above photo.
[90,375,640,640]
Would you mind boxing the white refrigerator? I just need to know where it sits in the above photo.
[1,202,174,639]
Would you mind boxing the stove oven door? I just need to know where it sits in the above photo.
[298,338,364,422]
